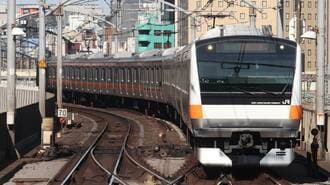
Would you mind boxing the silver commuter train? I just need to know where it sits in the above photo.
[47,25,302,167]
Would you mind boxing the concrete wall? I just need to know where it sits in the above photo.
[0,96,55,170]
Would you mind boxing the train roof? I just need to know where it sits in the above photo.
[199,25,271,40]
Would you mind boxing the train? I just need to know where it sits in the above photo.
[47,25,302,167]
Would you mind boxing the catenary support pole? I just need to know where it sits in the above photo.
[316,0,325,156]
[277,0,283,38]
[39,0,46,118]
[56,4,63,109]
[6,0,20,159]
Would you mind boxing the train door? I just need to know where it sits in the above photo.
[125,68,129,95]
[74,67,79,90]
[145,68,149,98]
[154,67,158,99]
[119,68,123,95]
[81,68,86,92]
[70,67,74,90]
[105,67,110,94]
[100,68,105,94]
[89,67,92,92]
[138,68,142,97]
[133,68,137,96]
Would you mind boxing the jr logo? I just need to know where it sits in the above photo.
[282,99,291,105]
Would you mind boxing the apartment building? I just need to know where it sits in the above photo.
[177,0,279,45]
[283,0,318,74]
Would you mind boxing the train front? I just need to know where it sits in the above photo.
[189,35,302,167]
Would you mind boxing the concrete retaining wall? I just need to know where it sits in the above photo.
[0,85,55,170]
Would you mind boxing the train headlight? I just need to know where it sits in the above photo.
[279,45,285,50]
[207,44,214,51]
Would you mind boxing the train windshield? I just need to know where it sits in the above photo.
[196,37,297,94]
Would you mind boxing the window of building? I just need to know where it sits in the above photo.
[218,1,223,7]
[154,30,161,36]
[154,43,162,49]
[308,1,311,8]
[138,30,150,35]
[262,1,267,8]
[286,13,290,19]
[240,13,245,19]
[308,13,311,20]
[164,42,171,48]
[240,1,246,7]
[262,13,267,19]
[307,61,311,68]
[285,1,289,7]
[307,49,311,56]
[139,41,149,47]
[196,1,201,8]
[285,25,289,32]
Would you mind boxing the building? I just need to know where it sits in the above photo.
[136,15,175,53]
[0,5,7,27]
[283,0,318,74]
[17,4,38,16]
[178,0,278,45]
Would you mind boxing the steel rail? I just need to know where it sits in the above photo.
[62,104,180,185]
[108,123,131,184]
[60,118,108,185]
[90,147,129,185]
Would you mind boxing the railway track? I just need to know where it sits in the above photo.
[49,105,197,185]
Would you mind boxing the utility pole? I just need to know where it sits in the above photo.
[249,7,256,28]
[294,0,301,43]
[316,0,326,157]
[277,0,283,38]
[39,0,46,118]
[6,0,20,159]
[114,0,121,53]
[55,3,64,109]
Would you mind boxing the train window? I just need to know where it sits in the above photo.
[95,68,98,81]
[100,68,105,81]
[133,68,137,83]
[150,68,154,84]
[127,69,131,83]
[135,69,140,83]
[146,68,149,84]
[89,68,93,81]
[64,68,67,79]
[114,68,118,82]
[107,68,111,82]
[81,68,85,80]
[154,68,158,85]
[75,68,80,80]
[71,67,74,79]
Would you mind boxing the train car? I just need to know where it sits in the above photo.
[47,25,301,167]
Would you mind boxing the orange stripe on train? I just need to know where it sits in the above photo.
[289,105,302,120]
[189,105,203,119]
